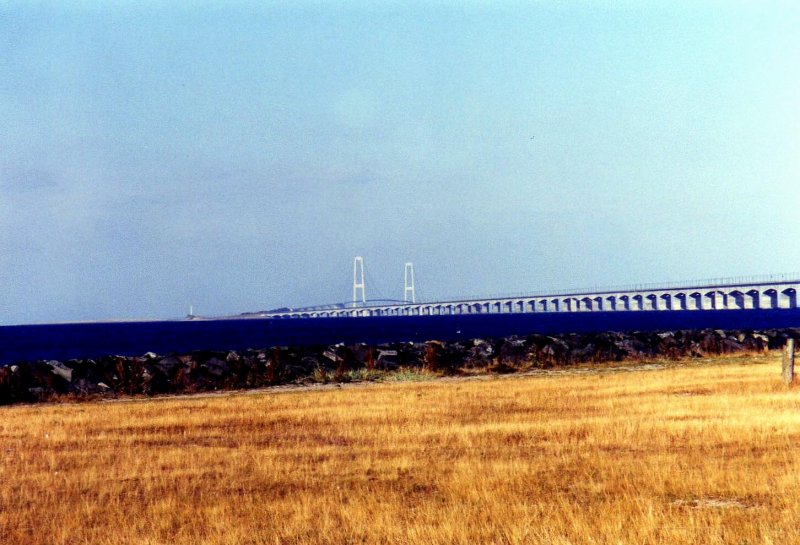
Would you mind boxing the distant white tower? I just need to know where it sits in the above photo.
[352,256,366,306]
[404,262,416,303]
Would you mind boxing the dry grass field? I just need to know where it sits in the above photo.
[1,353,799,545]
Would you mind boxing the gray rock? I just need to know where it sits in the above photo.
[46,360,73,382]
[202,358,229,377]
[156,357,181,375]
[226,351,240,362]
[377,349,397,360]
[323,350,342,363]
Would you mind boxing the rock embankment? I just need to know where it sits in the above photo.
[0,328,795,405]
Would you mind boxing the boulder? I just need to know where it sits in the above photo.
[156,357,182,376]
[46,360,73,382]
[202,358,230,378]
[497,337,528,365]
[464,339,494,367]
[423,341,445,371]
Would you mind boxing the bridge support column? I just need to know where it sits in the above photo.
[706,291,724,310]
[761,291,778,309]
[781,289,797,309]
[729,291,746,310]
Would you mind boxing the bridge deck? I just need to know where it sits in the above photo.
[266,279,800,319]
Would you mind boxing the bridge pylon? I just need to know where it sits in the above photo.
[352,256,366,307]
[404,262,416,303]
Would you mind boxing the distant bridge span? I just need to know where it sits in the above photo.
[263,277,800,319]
[4,275,800,363]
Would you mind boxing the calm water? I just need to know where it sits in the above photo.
[1,308,799,364]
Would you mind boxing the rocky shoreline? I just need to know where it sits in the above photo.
[0,328,795,405]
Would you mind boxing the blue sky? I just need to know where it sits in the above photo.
[1,1,799,323]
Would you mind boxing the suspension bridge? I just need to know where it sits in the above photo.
[262,257,800,319]
[3,259,800,363]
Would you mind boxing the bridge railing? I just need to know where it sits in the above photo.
[430,272,800,306]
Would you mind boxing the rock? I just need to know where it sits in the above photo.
[46,361,73,382]
[497,337,528,365]
[202,358,230,378]
[741,333,767,352]
[0,365,25,405]
[699,330,723,354]
[398,343,427,366]
[720,337,744,353]
[72,378,106,395]
[27,387,50,400]
[569,343,598,363]
[350,344,377,367]
[156,357,182,375]
[423,341,445,371]
[323,350,342,363]
[465,339,494,366]
[143,362,172,394]
[301,356,322,370]
[539,337,571,365]
[376,349,398,361]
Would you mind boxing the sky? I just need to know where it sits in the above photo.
[1,1,799,324]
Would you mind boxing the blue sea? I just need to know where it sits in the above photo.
[2,308,800,364]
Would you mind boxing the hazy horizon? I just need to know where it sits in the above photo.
[2,2,799,324]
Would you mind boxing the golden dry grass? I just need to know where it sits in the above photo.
[2,354,799,544]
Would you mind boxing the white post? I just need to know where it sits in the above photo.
[783,339,795,386]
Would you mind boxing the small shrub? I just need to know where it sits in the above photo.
[312,366,329,384]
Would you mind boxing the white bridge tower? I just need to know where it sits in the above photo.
[352,256,366,307]
[404,262,416,303]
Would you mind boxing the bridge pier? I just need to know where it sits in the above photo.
[781,288,797,309]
